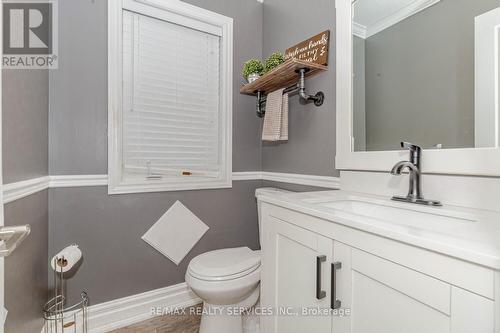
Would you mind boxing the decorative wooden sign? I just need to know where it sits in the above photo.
[284,30,330,66]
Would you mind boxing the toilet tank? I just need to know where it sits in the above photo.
[255,188,292,248]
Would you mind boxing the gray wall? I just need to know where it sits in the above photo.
[49,0,262,175]
[48,0,264,305]
[3,70,49,333]
[4,192,48,333]
[3,71,48,184]
[48,0,107,175]
[49,182,261,305]
[261,0,338,177]
[353,36,366,151]
[363,0,500,151]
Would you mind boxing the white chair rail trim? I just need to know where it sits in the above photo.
[40,282,201,333]
[260,172,340,188]
[3,176,51,204]
[49,175,109,187]
[3,172,340,204]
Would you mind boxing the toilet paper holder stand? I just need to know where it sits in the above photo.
[0,225,31,257]
[43,255,88,333]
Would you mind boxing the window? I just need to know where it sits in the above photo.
[108,0,233,194]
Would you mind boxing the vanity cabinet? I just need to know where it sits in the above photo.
[334,242,495,333]
[261,216,333,333]
[260,203,498,333]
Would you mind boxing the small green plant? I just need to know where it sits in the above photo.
[242,59,264,81]
[265,52,285,72]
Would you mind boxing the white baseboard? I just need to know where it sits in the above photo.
[4,172,340,204]
[41,282,201,333]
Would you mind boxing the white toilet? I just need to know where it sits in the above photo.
[185,188,290,333]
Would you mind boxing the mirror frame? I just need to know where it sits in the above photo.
[335,0,500,176]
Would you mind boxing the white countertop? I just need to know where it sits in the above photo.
[257,190,500,270]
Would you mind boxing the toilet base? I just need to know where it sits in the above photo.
[242,300,261,333]
[199,288,260,333]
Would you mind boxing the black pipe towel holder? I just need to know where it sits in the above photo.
[256,68,325,118]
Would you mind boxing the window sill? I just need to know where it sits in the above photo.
[107,176,232,195]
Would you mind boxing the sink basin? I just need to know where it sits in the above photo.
[305,198,477,224]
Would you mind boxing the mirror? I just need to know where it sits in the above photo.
[352,0,500,152]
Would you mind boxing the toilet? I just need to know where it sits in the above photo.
[185,188,290,333]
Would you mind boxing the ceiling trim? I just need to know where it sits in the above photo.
[354,0,441,39]
[353,21,367,39]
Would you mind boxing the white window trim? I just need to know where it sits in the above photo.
[108,0,233,194]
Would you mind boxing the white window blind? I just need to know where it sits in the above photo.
[122,10,221,180]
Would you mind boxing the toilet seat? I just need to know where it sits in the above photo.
[188,247,261,281]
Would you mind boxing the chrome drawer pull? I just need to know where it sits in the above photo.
[316,255,327,299]
[331,261,342,309]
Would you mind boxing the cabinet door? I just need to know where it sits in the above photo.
[333,242,495,333]
[261,216,333,333]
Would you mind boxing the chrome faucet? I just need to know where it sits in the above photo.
[390,142,442,206]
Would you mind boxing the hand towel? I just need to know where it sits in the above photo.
[262,88,289,141]
[280,93,289,140]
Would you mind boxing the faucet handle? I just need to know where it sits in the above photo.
[401,142,421,152]
[401,142,421,164]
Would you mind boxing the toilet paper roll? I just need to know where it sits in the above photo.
[51,244,82,273]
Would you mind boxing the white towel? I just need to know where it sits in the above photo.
[281,93,289,140]
[262,88,289,141]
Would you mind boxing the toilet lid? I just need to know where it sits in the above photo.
[188,247,261,280]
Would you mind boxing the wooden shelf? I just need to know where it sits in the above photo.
[240,59,328,96]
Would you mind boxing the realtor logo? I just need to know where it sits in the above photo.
[3,0,58,69]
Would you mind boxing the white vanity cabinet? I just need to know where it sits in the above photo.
[261,215,333,333]
[334,242,495,333]
[260,202,499,333]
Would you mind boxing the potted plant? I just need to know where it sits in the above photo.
[265,52,285,72]
[242,59,264,83]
